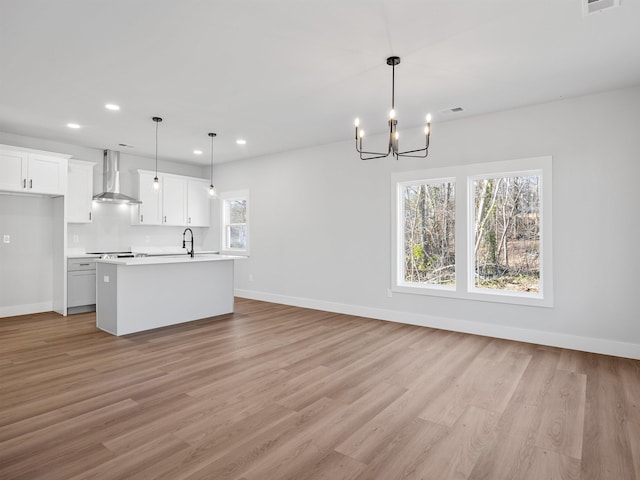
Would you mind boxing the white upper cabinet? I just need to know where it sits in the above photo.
[132,170,210,227]
[0,146,68,195]
[162,174,187,226]
[187,178,210,227]
[132,170,163,225]
[0,150,25,191]
[67,160,95,223]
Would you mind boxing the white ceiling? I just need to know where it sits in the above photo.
[1,0,639,165]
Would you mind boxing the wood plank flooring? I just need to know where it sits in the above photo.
[1,298,639,479]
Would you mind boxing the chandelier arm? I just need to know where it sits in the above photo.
[355,131,394,157]
[397,134,430,156]
[356,140,388,156]
[397,149,430,158]
[359,148,393,156]
[360,152,391,161]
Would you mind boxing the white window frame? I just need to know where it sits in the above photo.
[220,189,249,255]
[396,176,457,293]
[391,156,553,307]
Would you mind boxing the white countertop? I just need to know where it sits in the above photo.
[96,253,241,266]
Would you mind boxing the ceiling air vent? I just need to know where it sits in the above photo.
[439,106,465,116]
[583,0,620,16]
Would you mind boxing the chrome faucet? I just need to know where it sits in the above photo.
[182,228,195,257]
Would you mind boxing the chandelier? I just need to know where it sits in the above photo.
[354,56,431,160]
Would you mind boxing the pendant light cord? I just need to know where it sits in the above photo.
[152,117,162,180]
[210,134,214,184]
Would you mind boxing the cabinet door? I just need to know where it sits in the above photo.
[67,271,97,307]
[162,175,187,225]
[27,154,66,195]
[0,150,26,192]
[187,179,211,227]
[136,171,162,225]
[67,161,94,223]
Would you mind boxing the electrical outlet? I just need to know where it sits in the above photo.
[386,289,393,298]
[72,235,79,243]
[103,276,110,283]
[3,235,9,244]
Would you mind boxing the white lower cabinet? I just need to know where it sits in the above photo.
[67,257,97,313]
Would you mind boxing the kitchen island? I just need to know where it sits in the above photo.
[96,254,237,336]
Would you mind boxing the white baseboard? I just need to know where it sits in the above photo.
[235,289,640,360]
[0,301,53,318]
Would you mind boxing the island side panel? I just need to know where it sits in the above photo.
[96,262,119,335]
[114,259,234,335]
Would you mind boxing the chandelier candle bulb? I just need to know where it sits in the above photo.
[389,109,396,120]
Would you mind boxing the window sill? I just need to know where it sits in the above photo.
[392,283,553,308]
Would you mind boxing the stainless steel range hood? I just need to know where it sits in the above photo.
[92,149,141,204]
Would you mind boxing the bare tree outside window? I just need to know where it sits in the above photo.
[403,181,456,286]
[222,195,248,252]
[473,175,540,292]
[228,199,247,249]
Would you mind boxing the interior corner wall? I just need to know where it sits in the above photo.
[0,195,54,316]
[216,85,640,359]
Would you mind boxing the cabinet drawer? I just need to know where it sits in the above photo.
[67,258,98,271]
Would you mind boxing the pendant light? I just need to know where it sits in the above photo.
[208,132,217,197]
[152,116,162,190]
[354,56,432,160]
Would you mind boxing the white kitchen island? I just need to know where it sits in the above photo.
[96,254,236,336]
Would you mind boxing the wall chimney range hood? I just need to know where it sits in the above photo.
[92,149,141,204]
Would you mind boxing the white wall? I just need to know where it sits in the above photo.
[214,85,640,359]
[0,195,54,316]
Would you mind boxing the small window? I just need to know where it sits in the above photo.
[221,190,249,254]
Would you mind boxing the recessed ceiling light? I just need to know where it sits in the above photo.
[105,104,120,111]
[236,139,247,145]
[67,123,81,129]
[193,150,203,155]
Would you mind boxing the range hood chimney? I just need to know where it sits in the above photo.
[92,150,142,204]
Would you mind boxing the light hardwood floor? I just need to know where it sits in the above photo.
[1,298,639,479]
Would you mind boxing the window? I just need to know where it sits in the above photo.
[392,157,552,307]
[472,174,540,294]
[221,190,249,254]
[401,179,456,288]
